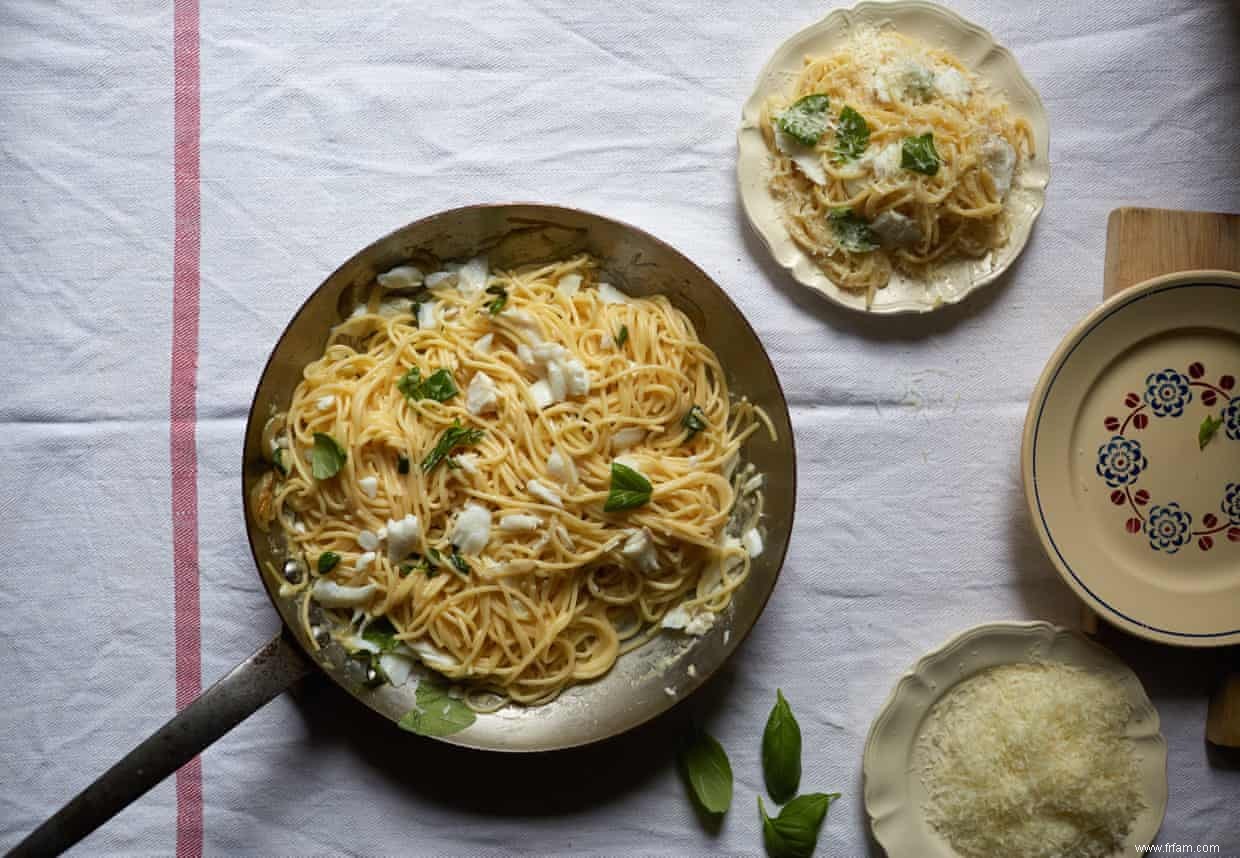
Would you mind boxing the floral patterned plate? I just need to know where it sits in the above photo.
[1022,270,1240,646]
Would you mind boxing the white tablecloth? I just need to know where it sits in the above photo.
[2,0,1238,855]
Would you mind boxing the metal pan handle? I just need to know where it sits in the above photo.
[7,629,313,857]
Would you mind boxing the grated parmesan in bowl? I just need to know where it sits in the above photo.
[916,663,1142,858]
[863,621,1167,858]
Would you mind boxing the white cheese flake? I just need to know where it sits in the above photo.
[529,379,554,410]
[526,478,562,507]
[378,653,414,687]
[473,332,494,355]
[358,476,379,499]
[597,282,630,304]
[621,528,660,573]
[981,137,1017,198]
[556,273,582,298]
[424,271,454,288]
[355,551,376,572]
[456,255,489,298]
[316,395,336,411]
[742,528,764,558]
[377,265,424,290]
[934,67,972,102]
[357,529,380,551]
[611,427,646,451]
[385,514,420,562]
[454,453,479,475]
[312,580,376,608]
[417,300,439,330]
[498,513,542,532]
[774,125,827,186]
[452,504,491,556]
[870,210,923,248]
[546,446,578,487]
[868,142,904,180]
[466,370,499,416]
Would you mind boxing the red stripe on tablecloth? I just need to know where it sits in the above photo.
[171,0,203,855]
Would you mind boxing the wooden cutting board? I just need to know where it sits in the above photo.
[1103,207,1240,297]
[1098,206,1240,752]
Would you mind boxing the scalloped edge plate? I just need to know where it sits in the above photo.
[863,622,1167,858]
[737,0,1051,315]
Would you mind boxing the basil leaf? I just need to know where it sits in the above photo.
[484,285,508,315]
[397,366,423,400]
[398,681,476,737]
[448,548,471,575]
[833,106,869,162]
[425,547,444,577]
[310,432,347,479]
[398,563,415,578]
[759,793,839,858]
[317,551,340,573]
[682,404,708,440]
[1200,413,1224,449]
[604,461,652,512]
[679,728,732,815]
[775,94,832,147]
[272,447,289,477]
[763,690,803,803]
[420,369,458,403]
[398,366,458,403]
[422,420,485,473]
[362,617,400,652]
[616,324,629,348]
[827,208,878,252]
[901,132,941,176]
[397,455,411,474]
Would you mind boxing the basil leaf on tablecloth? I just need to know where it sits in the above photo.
[762,689,803,803]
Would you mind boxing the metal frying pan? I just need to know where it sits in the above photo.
[10,204,796,855]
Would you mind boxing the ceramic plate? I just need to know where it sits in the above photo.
[1023,271,1240,647]
[737,0,1050,314]
[863,621,1167,858]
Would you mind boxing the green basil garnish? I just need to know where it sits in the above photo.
[448,548,471,575]
[827,208,878,253]
[763,690,803,803]
[310,432,347,479]
[680,727,733,815]
[1200,413,1223,450]
[398,366,458,403]
[759,793,839,858]
[901,132,941,176]
[833,106,869,162]
[361,617,401,652]
[604,462,652,512]
[317,551,340,574]
[682,404,708,440]
[775,94,832,147]
[422,420,485,473]
[616,324,629,348]
[272,446,289,477]
[398,681,476,737]
[484,285,508,315]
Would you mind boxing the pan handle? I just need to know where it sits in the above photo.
[7,628,313,857]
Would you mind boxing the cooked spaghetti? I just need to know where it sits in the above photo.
[252,254,771,707]
[762,28,1035,302]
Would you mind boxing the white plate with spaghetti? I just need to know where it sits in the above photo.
[863,622,1167,858]
[737,1,1050,314]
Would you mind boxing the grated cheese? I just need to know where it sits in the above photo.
[917,663,1143,858]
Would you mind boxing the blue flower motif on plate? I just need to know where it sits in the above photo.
[1143,369,1192,417]
[1225,483,1240,525]
[1146,503,1193,554]
[1095,435,1147,488]
[1225,396,1240,441]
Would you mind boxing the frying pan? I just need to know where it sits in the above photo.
[9,204,796,855]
